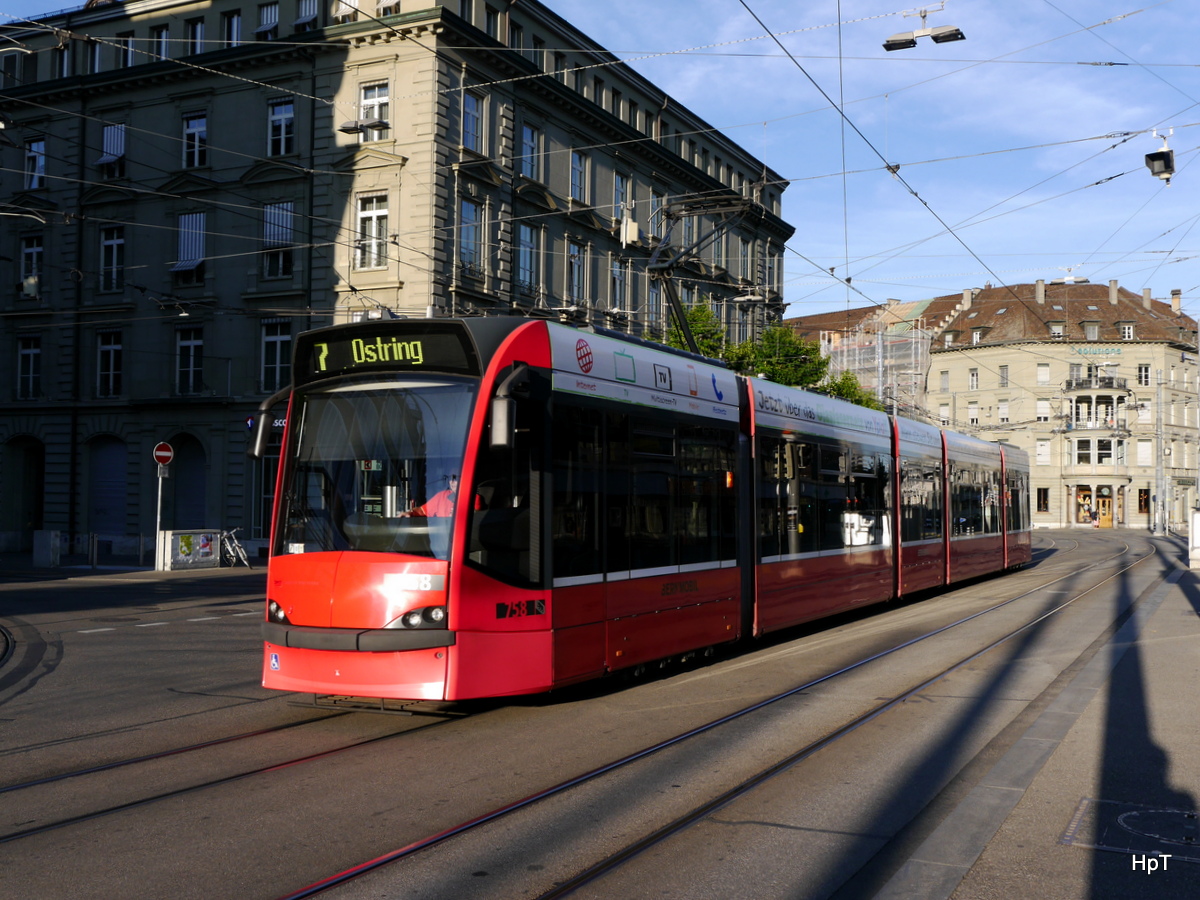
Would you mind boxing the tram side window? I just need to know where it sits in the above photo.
[756,435,819,559]
[845,451,889,547]
[951,461,1002,536]
[606,411,633,573]
[1006,469,1028,532]
[818,444,847,551]
[628,418,676,571]
[900,457,942,541]
[757,436,784,559]
[468,378,541,587]
[551,405,603,580]
[678,424,737,565]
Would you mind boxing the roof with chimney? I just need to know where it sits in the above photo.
[785,281,1197,349]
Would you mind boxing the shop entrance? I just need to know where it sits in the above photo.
[1097,495,1113,527]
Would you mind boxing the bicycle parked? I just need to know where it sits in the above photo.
[220,527,252,568]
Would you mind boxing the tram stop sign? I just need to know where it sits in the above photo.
[153,442,174,465]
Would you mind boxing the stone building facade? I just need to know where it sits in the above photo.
[0,0,794,554]
[787,281,1200,530]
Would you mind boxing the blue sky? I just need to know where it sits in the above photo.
[5,0,1200,320]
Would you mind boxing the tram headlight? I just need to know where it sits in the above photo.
[267,600,291,625]
[391,606,448,629]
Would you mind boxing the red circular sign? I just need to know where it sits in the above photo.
[153,442,174,465]
[575,338,594,373]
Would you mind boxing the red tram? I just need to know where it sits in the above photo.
[253,317,1030,700]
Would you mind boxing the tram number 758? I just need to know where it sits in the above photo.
[495,600,547,619]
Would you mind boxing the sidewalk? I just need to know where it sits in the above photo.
[876,544,1200,899]
[0,551,260,582]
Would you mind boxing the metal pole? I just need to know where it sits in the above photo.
[155,467,164,570]
[1155,369,1164,534]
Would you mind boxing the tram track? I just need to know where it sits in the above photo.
[272,534,1160,899]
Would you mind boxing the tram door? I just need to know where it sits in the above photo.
[1097,495,1113,528]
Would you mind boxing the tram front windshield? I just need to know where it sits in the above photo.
[276,378,475,560]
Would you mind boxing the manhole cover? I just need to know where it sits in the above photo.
[1119,809,1200,846]
[1062,798,1200,862]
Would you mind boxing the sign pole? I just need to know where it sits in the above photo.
[156,470,164,571]
[152,442,174,570]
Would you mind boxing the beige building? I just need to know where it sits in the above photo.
[0,0,793,554]
[787,280,1200,531]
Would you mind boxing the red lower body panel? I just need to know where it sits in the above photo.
[756,548,893,633]
[262,642,449,700]
[948,534,1005,583]
[899,541,946,595]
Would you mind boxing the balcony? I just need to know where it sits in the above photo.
[1065,375,1128,392]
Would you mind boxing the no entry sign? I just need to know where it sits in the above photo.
[153,442,174,465]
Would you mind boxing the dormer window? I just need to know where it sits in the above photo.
[1084,322,1100,341]
[1120,323,1135,340]
[1049,323,1064,339]
[972,329,983,345]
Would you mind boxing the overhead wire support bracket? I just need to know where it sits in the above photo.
[646,194,764,356]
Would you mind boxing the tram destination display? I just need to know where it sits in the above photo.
[294,322,479,384]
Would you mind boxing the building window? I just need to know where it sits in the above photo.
[567,240,586,302]
[649,190,664,237]
[1035,362,1049,385]
[267,99,295,156]
[295,0,318,32]
[334,0,358,23]
[462,92,484,153]
[222,10,242,47]
[24,139,45,189]
[611,257,626,311]
[1137,439,1152,466]
[87,38,103,74]
[998,365,1008,387]
[459,0,473,22]
[355,195,389,269]
[1036,439,1050,466]
[255,3,279,40]
[519,124,541,180]
[613,172,629,220]
[1097,439,1113,464]
[1076,439,1091,465]
[739,237,751,281]
[508,21,523,52]
[968,401,979,425]
[647,278,662,326]
[152,25,170,59]
[998,400,1009,424]
[186,18,205,54]
[1036,487,1049,512]
[97,331,122,398]
[516,223,538,293]
[359,83,389,140]
[1137,364,1151,386]
[116,32,135,67]
[570,150,588,202]
[1121,324,1134,340]
[17,336,41,400]
[1138,489,1150,514]
[938,403,949,425]
[1085,323,1099,341]
[261,320,291,392]
[1050,323,1064,339]
[99,226,125,292]
[943,333,954,348]
[712,233,726,270]
[968,368,978,390]
[485,5,499,39]
[172,213,206,285]
[939,370,949,392]
[458,197,482,274]
[262,202,294,278]
[971,329,982,345]
[176,327,204,395]
[97,123,126,179]
[1036,399,1050,422]
[20,235,43,296]
[182,114,208,168]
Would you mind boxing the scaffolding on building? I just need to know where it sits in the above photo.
[820,318,934,419]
